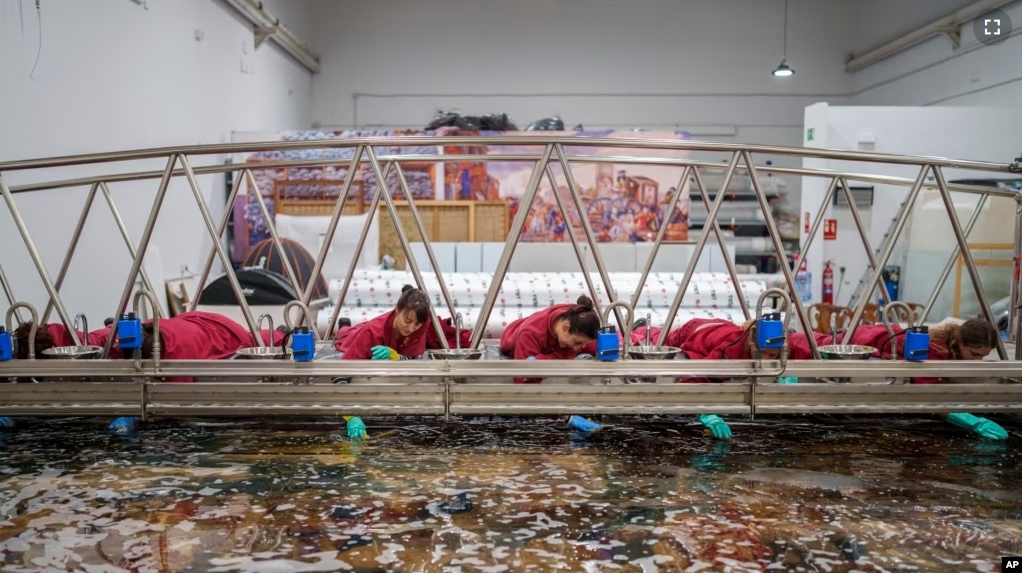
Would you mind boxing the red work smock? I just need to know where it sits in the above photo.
[335,309,428,360]
[845,324,950,384]
[154,311,257,361]
[500,304,586,384]
[426,317,472,350]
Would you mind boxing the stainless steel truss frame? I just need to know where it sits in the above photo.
[0,136,1020,417]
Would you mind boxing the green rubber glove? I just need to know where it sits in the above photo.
[344,416,368,440]
[698,414,732,440]
[371,345,399,361]
[946,412,1008,440]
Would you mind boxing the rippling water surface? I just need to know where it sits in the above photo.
[0,415,1019,572]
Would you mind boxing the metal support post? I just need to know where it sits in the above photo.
[838,177,892,307]
[630,166,692,315]
[243,170,303,299]
[41,183,98,325]
[920,194,987,323]
[190,168,247,312]
[100,183,157,303]
[691,168,751,321]
[545,165,601,310]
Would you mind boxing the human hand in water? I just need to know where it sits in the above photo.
[0,417,14,429]
[344,416,368,440]
[371,346,399,361]
[946,413,1008,440]
[108,416,137,432]
[697,414,732,440]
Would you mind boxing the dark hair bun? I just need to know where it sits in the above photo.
[401,284,415,293]
[576,295,594,310]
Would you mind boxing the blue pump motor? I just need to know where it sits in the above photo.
[596,326,620,362]
[0,326,12,362]
[291,327,315,362]
[903,326,929,361]
[757,312,785,349]
[117,313,143,350]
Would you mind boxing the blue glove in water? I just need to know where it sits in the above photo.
[568,415,602,434]
[526,356,537,361]
[946,412,1008,440]
[0,417,14,429]
[698,414,732,440]
[371,346,398,361]
[108,416,137,432]
[345,416,368,440]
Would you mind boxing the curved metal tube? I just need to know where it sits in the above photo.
[255,314,274,349]
[754,288,793,374]
[5,302,39,360]
[133,290,162,368]
[882,301,914,361]
[73,313,88,346]
[601,301,635,360]
[283,301,316,337]
[644,313,652,347]
[454,313,463,351]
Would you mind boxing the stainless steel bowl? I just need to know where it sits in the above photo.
[818,345,877,360]
[627,345,682,360]
[236,347,293,360]
[41,345,103,360]
[426,349,484,361]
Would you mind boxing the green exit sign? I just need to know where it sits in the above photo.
[807,128,815,141]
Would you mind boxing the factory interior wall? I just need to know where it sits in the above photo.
[800,104,1021,319]
[0,0,313,324]
[307,0,858,211]
[848,0,1022,106]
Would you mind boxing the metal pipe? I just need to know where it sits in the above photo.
[843,165,931,345]
[9,155,1017,200]
[469,145,555,349]
[0,136,1013,173]
[5,301,38,359]
[325,166,388,340]
[190,168,247,312]
[454,313,463,351]
[283,300,315,332]
[792,178,839,278]
[838,177,893,307]
[100,183,157,303]
[0,263,21,324]
[1011,197,1022,360]
[658,152,740,346]
[364,147,448,349]
[629,166,692,318]
[221,0,321,73]
[0,175,82,347]
[692,168,753,320]
[882,301,914,360]
[393,161,458,332]
[744,152,821,359]
[601,300,635,360]
[179,154,262,343]
[41,183,98,325]
[644,313,652,347]
[243,170,303,299]
[132,289,161,369]
[301,146,364,308]
[932,166,1008,360]
[73,313,88,347]
[544,165,602,310]
[102,156,177,360]
[920,194,988,323]
[555,144,627,330]
[255,314,274,349]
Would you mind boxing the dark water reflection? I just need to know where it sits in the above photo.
[0,415,1019,572]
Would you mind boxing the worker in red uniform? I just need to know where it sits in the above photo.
[499,295,604,435]
[425,316,471,350]
[11,321,119,359]
[845,317,1006,440]
[333,285,433,441]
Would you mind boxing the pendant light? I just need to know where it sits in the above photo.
[772,0,794,77]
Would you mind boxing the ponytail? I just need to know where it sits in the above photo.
[562,295,600,339]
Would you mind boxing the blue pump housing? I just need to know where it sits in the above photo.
[0,327,12,362]
[596,326,620,362]
[291,327,315,362]
[757,313,785,349]
[117,313,143,350]
[903,326,929,361]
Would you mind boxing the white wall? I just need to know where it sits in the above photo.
[849,0,1022,106]
[0,0,313,326]
[800,104,1021,320]
[308,0,856,203]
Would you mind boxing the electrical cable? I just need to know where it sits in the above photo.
[28,0,42,81]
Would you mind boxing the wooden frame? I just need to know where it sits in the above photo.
[953,242,1014,317]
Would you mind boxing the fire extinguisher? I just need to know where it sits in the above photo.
[822,260,835,305]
